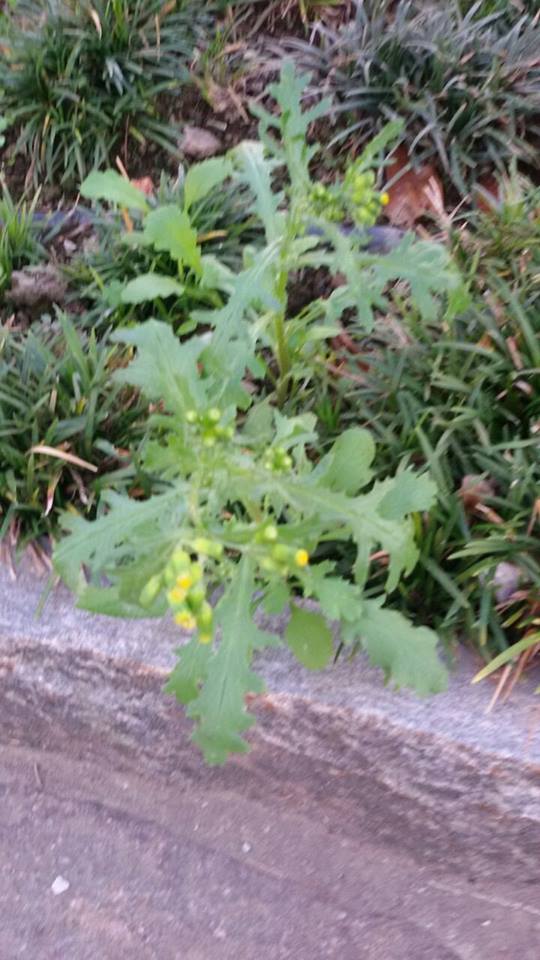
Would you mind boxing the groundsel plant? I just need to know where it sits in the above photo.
[54,65,458,763]
[54,320,449,763]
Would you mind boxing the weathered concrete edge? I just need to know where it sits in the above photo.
[1,562,540,882]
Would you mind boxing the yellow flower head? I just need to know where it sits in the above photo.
[294,549,309,568]
[175,611,197,630]
[176,572,194,591]
[168,586,186,606]
[380,191,390,206]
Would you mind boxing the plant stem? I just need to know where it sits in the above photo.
[274,310,291,407]
[273,266,291,407]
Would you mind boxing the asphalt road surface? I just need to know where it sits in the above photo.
[1,744,539,960]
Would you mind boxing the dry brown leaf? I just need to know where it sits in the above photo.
[515,379,533,396]
[474,174,500,214]
[115,155,129,179]
[506,335,523,370]
[459,474,495,512]
[384,147,444,227]
[30,445,98,473]
[89,8,102,37]
[45,472,62,517]
[527,498,540,535]
[131,176,155,197]
[197,230,228,243]
[475,503,505,525]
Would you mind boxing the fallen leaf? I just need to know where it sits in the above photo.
[475,502,504,525]
[30,445,98,473]
[89,8,102,37]
[384,146,444,227]
[204,80,250,122]
[459,474,495,512]
[506,335,524,370]
[474,174,500,214]
[331,330,361,355]
[527,498,540,535]
[45,471,62,517]
[131,176,155,197]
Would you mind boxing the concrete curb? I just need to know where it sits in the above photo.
[1,561,539,884]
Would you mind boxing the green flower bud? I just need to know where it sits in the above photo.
[193,537,223,559]
[197,602,213,629]
[190,563,203,584]
[139,574,162,608]
[187,586,206,611]
[171,549,190,572]
[355,208,374,226]
[271,544,291,563]
[164,563,177,586]
[215,425,234,440]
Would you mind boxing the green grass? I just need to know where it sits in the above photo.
[0,180,44,293]
[287,0,540,195]
[0,0,215,185]
[0,313,148,544]
[329,181,540,654]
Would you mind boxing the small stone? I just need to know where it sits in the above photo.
[7,265,67,308]
[82,234,99,256]
[51,875,70,896]
[493,562,521,603]
[180,126,222,160]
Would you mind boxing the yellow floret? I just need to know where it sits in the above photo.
[168,587,186,605]
[176,572,194,591]
[294,549,310,568]
[175,611,197,630]
[380,192,390,206]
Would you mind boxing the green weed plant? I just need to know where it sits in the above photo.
[54,65,459,763]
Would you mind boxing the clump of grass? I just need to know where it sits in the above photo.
[455,169,540,297]
[288,0,540,195]
[0,0,214,186]
[332,180,540,653]
[0,180,43,294]
[0,313,148,544]
[457,0,540,21]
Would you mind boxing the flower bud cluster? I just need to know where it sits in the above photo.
[185,407,234,447]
